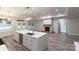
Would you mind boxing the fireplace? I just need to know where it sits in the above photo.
[45,27,50,31]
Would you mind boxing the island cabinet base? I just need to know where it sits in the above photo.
[23,34,47,51]
[14,32,19,42]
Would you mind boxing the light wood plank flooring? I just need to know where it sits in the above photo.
[1,33,79,51]
[2,35,30,51]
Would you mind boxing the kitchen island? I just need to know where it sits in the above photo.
[14,30,48,51]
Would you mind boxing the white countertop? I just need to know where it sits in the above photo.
[0,44,8,51]
[16,30,47,38]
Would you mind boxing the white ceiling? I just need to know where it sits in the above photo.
[0,7,78,20]
[68,7,79,18]
[0,7,67,19]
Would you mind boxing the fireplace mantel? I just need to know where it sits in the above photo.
[43,25,51,26]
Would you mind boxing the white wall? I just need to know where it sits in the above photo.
[67,18,79,36]
[34,19,53,32]
[22,19,53,32]
[34,20,44,31]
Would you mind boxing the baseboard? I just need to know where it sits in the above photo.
[68,33,79,36]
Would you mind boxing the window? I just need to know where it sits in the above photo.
[0,18,12,32]
[17,22,26,30]
[27,20,35,30]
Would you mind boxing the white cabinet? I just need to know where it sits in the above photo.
[23,34,47,51]
[15,30,47,51]
[14,32,19,42]
[23,35,33,49]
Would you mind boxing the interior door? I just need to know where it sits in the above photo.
[59,19,66,33]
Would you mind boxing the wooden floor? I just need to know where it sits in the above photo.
[1,33,79,51]
[48,33,78,51]
[2,35,30,51]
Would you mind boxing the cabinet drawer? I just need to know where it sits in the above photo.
[23,40,32,49]
[23,36,33,50]
[23,38,32,45]
[23,35,37,50]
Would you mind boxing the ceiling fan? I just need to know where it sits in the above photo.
[26,7,31,9]
[26,7,35,10]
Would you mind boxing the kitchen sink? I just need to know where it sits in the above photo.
[26,33,34,35]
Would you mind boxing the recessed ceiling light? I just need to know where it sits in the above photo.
[56,9,59,12]
[7,19,11,21]
[32,8,35,10]
[25,17,32,21]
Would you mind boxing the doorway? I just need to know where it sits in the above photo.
[58,19,66,33]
